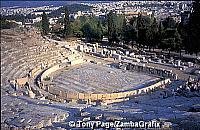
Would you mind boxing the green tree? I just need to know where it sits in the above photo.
[161,28,182,55]
[146,17,158,51]
[158,21,165,49]
[158,16,183,56]
[81,22,93,41]
[41,12,49,35]
[137,14,151,50]
[163,16,177,29]
[107,11,125,45]
[81,17,103,42]
[174,29,182,58]
[71,21,83,37]
[121,17,128,43]
[0,17,18,29]
[115,14,124,39]
[33,21,42,30]
[121,17,137,48]
[107,11,117,44]
[188,1,200,55]
[162,38,176,55]
[63,7,71,38]
[129,16,137,27]
[96,21,103,42]
[178,22,188,54]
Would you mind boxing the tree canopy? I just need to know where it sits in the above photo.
[63,7,71,38]
[39,2,199,55]
[41,12,49,35]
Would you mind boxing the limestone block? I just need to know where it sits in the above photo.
[43,119,52,127]
[71,99,77,103]
[97,94,104,100]
[110,93,118,99]
[103,98,129,105]
[84,94,91,100]
[77,45,84,52]
[52,115,58,122]
[102,94,110,100]
[35,121,44,129]
[125,51,129,55]
[39,96,46,100]
[59,91,65,97]
[176,60,181,66]
[67,93,78,100]
[11,92,17,96]
[28,90,35,99]
[188,62,193,67]
[47,94,56,100]
[90,94,98,101]
[61,113,68,120]
[77,93,84,100]
[123,92,131,97]
[130,90,137,95]
[70,59,84,66]
[92,47,97,53]
[16,77,29,86]
[112,54,121,60]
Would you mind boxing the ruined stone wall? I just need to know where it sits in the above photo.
[41,64,60,82]
[37,60,173,101]
[122,62,177,80]
[70,58,84,66]
[10,77,29,86]
[16,77,29,86]
[46,78,171,101]
[31,65,42,78]
[9,50,174,102]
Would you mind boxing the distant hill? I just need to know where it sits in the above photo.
[0,1,112,8]
[1,1,83,8]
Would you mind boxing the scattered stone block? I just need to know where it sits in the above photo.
[188,62,193,67]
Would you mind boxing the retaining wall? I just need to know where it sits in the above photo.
[30,65,42,78]
[46,78,171,101]
[40,64,60,82]
[10,77,29,86]
[121,61,177,80]
[39,61,173,101]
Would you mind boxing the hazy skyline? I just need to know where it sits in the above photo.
[0,1,113,8]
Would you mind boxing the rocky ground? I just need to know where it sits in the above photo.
[40,81,200,129]
[1,27,200,129]
[0,27,73,129]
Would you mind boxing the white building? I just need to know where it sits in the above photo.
[32,17,42,23]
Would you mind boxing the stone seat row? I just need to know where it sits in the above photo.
[8,52,77,87]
